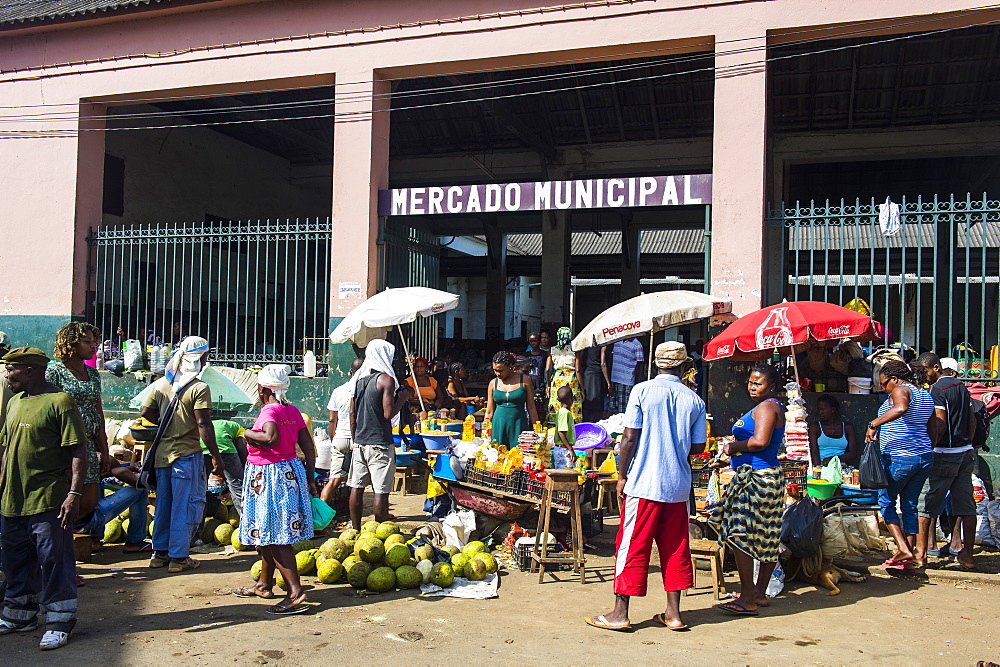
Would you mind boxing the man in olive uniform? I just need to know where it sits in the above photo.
[0,347,88,651]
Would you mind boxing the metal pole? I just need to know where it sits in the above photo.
[397,323,426,413]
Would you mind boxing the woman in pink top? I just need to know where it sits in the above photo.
[234,365,317,615]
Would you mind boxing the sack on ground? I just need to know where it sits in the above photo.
[821,509,885,558]
[780,497,824,559]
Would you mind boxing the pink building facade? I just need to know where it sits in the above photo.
[1,0,998,362]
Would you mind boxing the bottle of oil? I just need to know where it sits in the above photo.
[462,407,476,441]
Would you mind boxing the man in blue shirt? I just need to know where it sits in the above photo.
[585,342,706,632]
[607,337,645,414]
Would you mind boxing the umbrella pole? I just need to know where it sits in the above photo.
[648,332,654,379]
[396,324,426,414]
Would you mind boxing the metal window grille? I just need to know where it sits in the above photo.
[88,218,332,366]
[772,194,1000,379]
[377,218,441,361]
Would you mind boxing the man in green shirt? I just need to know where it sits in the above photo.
[0,347,88,651]
[201,420,246,515]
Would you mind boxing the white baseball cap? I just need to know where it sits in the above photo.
[940,357,960,372]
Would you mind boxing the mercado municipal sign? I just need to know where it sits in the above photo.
[378,174,712,216]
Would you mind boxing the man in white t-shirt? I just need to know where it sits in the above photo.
[586,341,706,633]
[320,358,363,503]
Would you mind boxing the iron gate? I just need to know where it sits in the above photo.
[378,218,441,361]
[89,218,332,366]
[772,194,1000,379]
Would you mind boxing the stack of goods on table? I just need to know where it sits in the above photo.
[463,443,524,493]
[245,521,500,593]
[782,381,810,461]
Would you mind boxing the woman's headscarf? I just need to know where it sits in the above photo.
[164,336,209,393]
[345,339,399,396]
[556,327,572,348]
[257,364,292,403]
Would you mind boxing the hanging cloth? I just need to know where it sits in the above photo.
[878,197,901,237]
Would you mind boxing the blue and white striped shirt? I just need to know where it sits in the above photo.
[878,383,934,456]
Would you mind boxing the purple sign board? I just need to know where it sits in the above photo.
[377,174,712,216]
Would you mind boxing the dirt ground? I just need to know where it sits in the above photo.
[7,492,999,666]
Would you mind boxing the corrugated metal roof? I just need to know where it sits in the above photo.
[505,229,703,256]
[0,0,187,26]
[786,221,1000,250]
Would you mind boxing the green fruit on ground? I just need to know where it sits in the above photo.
[339,528,359,547]
[342,555,360,571]
[464,558,486,581]
[366,566,396,593]
[201,519,222,544]
[232,532,252,551]
[147,521,154,537]
[355,537,385,564]
[361,520,379,534]
[292,539,314,553]
[384,544,410,569]
[229,506,240,527]
[441,545,460,556]
[317,558,344,584]
[383,533,406,549]
[474,552,499,575]
[103,520,122,543]
[462,541,486,556]
[319,538,349,562]
[214,503,231,524]
[416,559,434,584]
[430,562,455,588]
[346,561,373,589]
[250,560,263,581]
[450,553,471,571]
[413,545,435,562]
[395,565,422,589]
[214,523,235,546]
[375,521,400,540]
[276,570,288,591]
[121,518,130,535]
[295,549,317,575]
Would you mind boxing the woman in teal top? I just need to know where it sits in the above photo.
[484,351,539,449]
[807,394,857,465]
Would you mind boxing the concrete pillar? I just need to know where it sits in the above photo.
[540,209,571,329]
[710,34,768,315]
[620,211,640,299]
[483,218,507,344]
[329,70,391,378]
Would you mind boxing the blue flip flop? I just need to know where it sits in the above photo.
[717,601,758,616]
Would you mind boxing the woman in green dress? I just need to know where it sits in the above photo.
[484,351,539,449]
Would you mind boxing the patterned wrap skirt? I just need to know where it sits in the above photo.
[239,457,314,546]
[707,465,784,562]
[547,368,583,423]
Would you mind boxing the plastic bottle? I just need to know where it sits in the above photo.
[482,417,492,441]
[95,346,105,371]
[462,407,476,441]
[303,350,317,377]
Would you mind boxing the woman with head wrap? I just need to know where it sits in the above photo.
[485,351,539,449]
[544,326,584,423]
[141,336,225,573]
[235,364,317,615]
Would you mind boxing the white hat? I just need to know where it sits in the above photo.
[940,357,960,372]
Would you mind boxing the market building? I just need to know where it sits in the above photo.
[1,1,998,398]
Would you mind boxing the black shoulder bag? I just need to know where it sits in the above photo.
[136,388,185,490]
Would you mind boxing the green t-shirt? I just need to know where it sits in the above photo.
[0,390,87,517]
[201,420,243,455]
[555,407,576,446]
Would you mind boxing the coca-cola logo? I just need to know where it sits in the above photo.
[755,307,794,349]
[602,320,642,337]
[716,344,732,355]
[826,325,852,337]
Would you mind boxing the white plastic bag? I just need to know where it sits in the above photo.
[123,339,145,371]
[972,475,997,546]
[442,509,477,548]
[753,556,785,597]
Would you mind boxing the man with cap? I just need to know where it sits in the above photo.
[0,346,88,650]
[586,341,706,632]
[141,336,225,573]
[912,352,977,570]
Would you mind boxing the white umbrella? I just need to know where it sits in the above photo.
[571,290,732,351]
[330,286,460,412]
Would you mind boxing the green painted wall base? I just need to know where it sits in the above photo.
[0,315,73,357]
[327,316,362,384]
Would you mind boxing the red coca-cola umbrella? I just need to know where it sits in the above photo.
[703,301,879,362]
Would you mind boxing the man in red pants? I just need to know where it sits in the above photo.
[585,341,706,632]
